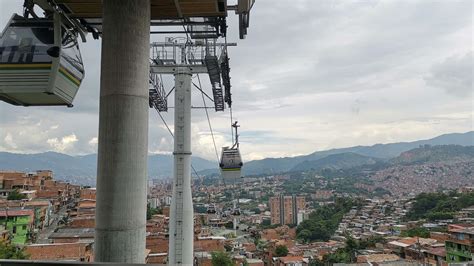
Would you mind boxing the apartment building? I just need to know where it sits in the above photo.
[269,195,305,225]
[445,224,474,263]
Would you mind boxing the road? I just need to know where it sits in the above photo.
[35,204,69,244]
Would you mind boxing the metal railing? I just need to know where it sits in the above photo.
[0,260,164,266]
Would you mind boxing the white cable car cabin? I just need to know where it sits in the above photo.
[220,146,243,181]
[220,121,243,181]
[206,204,217,214]
[232,208,241,216]
[231,202,241,216]
[0,14,84,107]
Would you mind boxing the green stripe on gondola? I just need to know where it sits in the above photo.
[222,168,241,171]
[59,67,80,87]
[0,64,80,87]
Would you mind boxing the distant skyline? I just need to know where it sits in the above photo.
[0,0,472,161]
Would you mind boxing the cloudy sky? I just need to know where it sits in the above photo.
[0,0,472,162]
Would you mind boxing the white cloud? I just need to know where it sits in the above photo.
[0,0,472,161]
[47,134,79,152]
[3,133,17,149]
[88,137,98,147]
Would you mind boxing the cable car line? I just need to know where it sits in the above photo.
[230,106,234,144]
[156,109,174,137]
[192,82,214,102]
[181,20,220,168]
[165,86,175,99]
[196,73,221,167]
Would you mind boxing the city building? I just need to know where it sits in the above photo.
[445,224,474,263]
[25,242,94,262]
[0,209,34,244]
[270,195,305,225]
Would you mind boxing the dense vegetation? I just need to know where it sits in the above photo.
[393,145,474,165]
[146,204,162,220]
[211,251,233,266]
[405,192,474,221]
[290,153,380,172]
[400,227,431,238]
[7,190,26,200]
[0,240,29,259]
[273,245,289,257]
[296,197,362,242]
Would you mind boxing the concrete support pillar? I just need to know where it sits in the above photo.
[168,67,194,265]
[95,0,150,263]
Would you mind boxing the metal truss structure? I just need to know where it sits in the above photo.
[27,0,254,40]
[149,39,236,112]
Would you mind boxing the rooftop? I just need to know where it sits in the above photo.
[50,228,95,239]
[279,256,304,263]
[0,209,34,217]
[363,254,400,263]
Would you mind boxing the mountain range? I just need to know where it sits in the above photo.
[0,152,215,185]
[0,131,472,185]
[241,131,473,175]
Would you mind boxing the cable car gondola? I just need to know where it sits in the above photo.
[219,121,243,182]
[0,13,84,107]
[231,200,241,216]
[231,208,241,216]
[206,204,217,214]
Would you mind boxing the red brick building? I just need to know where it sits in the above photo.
[25,242,94,262]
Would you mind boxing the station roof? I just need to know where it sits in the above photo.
[52,0,226,19]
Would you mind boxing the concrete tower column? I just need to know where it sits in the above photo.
[168,67,194,265]
[95,0,150,263]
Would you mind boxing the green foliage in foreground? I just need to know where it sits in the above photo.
[211,251,233,266]
[0,240,29,259]
[296,197,362,242]
[405,192,474,221]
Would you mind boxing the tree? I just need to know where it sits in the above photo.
[252,208,261,214]
[344,237,358,262]
[359,235,386,249]
[0,240,29,259]
[308,258,325,266]
[404,192,474,221]
[401,227,430,238]
[324,249,351,264]
[296,197,359,242]
[195,206,207,214]
[224,221,234,229]
[274,245,289,257]
[146,204,161,220]
[211,251,233,266]
[345,236,358,253]
[297,229,312,243]
[261,219,271,226]
[7,190,26,200]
